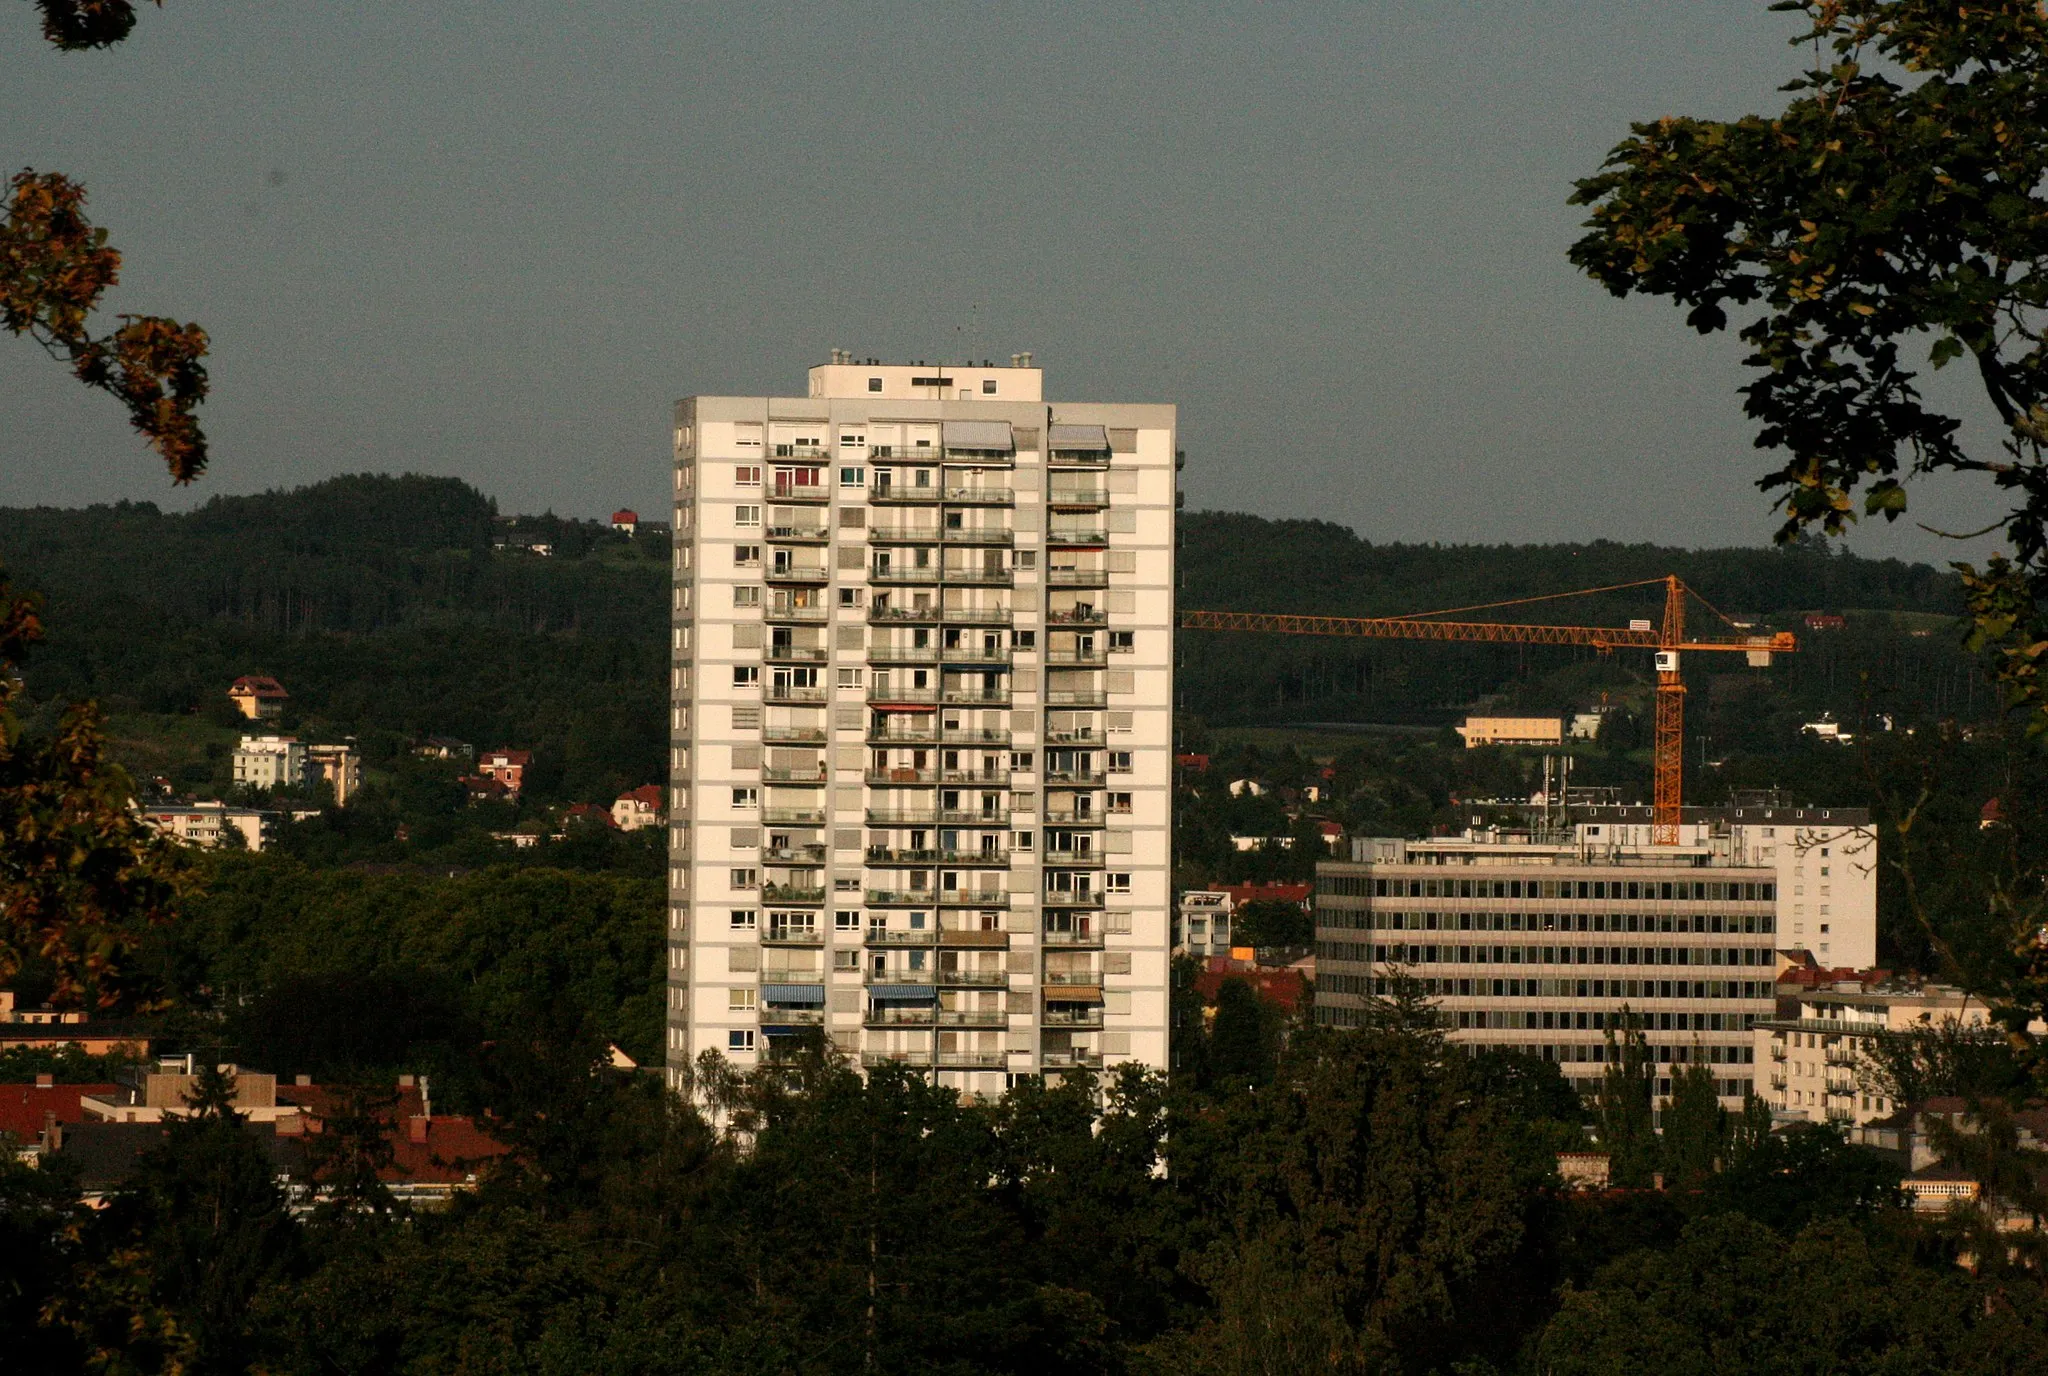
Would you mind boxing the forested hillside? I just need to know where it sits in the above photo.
[0,479,1988,813]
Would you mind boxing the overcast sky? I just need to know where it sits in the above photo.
[0,2,2011,562]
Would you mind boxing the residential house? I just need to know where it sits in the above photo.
[611,508,640,534]
[232,735,305,790]
[305,742,362,805]
[139,799,271,851]
[476,749,531,796]
[563,802,617,829]
[1757,971,1991,1127]
[227,675,288,720]
[0,991,151,1059]
[0,1076,123,1155]
[415,736,473,761]
[612,784,664,831]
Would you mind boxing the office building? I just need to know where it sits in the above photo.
[1314,805,1876,1105]
[665,355,1175,1096]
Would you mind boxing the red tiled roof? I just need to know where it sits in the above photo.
[481,749,532,766]
[1193,963,1308,1013]
[618,784,663,808]
[1222,881,1312,907]
[612,509,639,524]
[387,1115,509,1184]
[0,1083,121,1141]
[564,803,618,828]
[228,675,288,698]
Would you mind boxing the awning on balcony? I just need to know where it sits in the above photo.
[941,419,1013,451]
[761,984,825,1004]
[1047,424,1108,450]
[869,984,936,1002]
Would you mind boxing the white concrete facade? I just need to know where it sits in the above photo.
[1314,805,1877,1107]
[1759,982,1990,1127]
[231,736,304,791]
[666,358,1175,1096]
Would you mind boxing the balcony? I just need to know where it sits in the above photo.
[1043,926,1103,947]
[939,809,1011,827]
[1045,528,1108,546]
[867,685,938,706]
[867,644,939,665]
[943,486,1014,505]
[941,688,1011,707]
[867,808,938,826]
[868,604,940,625]
[762,929,825,947]
[1044,891,1104,909]
[939,605,1012,626]
[867,846,1012,867]
[942,726,1011,746]
[940,568,1012,586]
[1044,729,1103,746]
[1045,768,1106,786]
[867,966,941,986]
[864,927,938,946]
[762,845,827,865]
[760,1008,826,1026]
[767,602,829,623]
[763,724,827,745]
[866,769,937,786]
[766,523,830,543]
[936,969,1008,987]
[868,724,939,746]
[1042,1007,1104,1027]
[765,684,829,705]
[866,889,937,906]
[936,1050,1008,1068]
[1044,690,1107,709]
[761,807,826,825]
[868,483,941,505]
[866,1007,939,1027]
[939,891,1010,909]
[1047,449,1111,467]
[761,882,827,905]
[1045,649,1108,668]
[765,564,830,585]
[938,928,1010,948]
[870,566,941,586]
[936,1010,1007,1028]
[766,646,828,665]
[1044,849,1105,869]
[772,445,829,460]
[1041,1050,1106,1069]
[940,769,1012,787]
[940,526,1014,546]
[1043,810,1104,827]
[1046,569,1108,588]
[1046,488,1109,507]
[1046,608,1108,627]
[861,1050,935,1068]
[868,524,941,545]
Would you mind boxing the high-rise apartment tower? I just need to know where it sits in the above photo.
[666,356,1175,1096]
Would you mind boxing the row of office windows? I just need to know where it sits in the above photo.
[1319,942,1773,969]
[1321,876,1775,902]
[1319,909,1775,935]
[1317,973,1771,1002]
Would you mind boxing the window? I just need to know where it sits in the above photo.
[731,788,759,809]
[840,466,866,487]
[1011,752,1033,772]
[868,377,882,392]
[730,868,758,890]
[835,909,860,931]
[735,465,761,486]
[732,666,760,686]
[837,667,865,688]
[735,505,761,528]
[834,948,859,969]
[1107,873,1132,894]
[734,424,763,449]
[729,987,757,1011]
[1014,830,1034,850]
[735,544,761,566]
[1108,750,1133,772]
[1013,630,1036,649]
[728,1029,756,1051]
[730,908,757,929]
[1109,630,1134,651]
[982,378,997,394]
[733,586,761,608]
[834,877,861,892]
[1014,550,1037,569]
[1109,791,1133,813]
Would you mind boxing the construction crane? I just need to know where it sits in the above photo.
[1178,575,1797,846]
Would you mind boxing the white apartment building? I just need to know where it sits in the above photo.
[1176,890,1236,958]
[1758,979,1990,1128]
[1314,805,1876,1106]
[666,355,1175,1096]
[138,800,271,851]
[232,735,305,790]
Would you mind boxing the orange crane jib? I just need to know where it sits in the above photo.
[1177,575,1799,847]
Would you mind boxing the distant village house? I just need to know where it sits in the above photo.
[227,675,288,720]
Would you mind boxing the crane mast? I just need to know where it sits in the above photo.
[1179,575,1796,847]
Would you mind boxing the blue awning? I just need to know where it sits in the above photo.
[762,983,825,1004]
[868,985,935,1002]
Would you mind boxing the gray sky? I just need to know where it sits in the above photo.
[0,1,2012,562]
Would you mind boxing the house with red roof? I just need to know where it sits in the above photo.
[475,749,531,796]
[612,784,664,831]
[611,508,639,534]
[227,675,288,720]
[0,1076,122,1149]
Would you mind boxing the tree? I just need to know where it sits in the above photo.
[1593,1013,1660,1187]
[1231,897,1312,948]
[1569,0,2048,724]
[1206,979,1272,1088]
